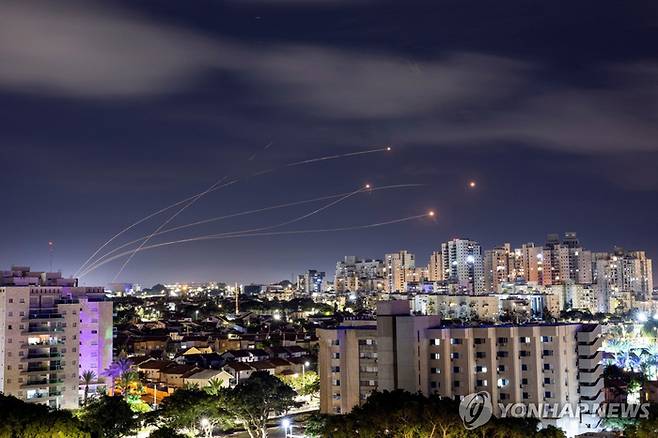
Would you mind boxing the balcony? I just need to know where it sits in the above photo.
[25,312,64,322]
[23,339,66,348]
[22,325,66,335]
[22,366,64,375]
[21,378,64,388]
[22,352,62,362]
[25,392,62,403]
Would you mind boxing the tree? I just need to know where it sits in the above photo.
[0,393,89,438]
[281,370,319,397]
[218,371,300,438]
[625,404,658,437]
[81,370,97,406]
[205,377,225,396]
[535,425,566,438]
[149,388,228,436]
[148,427,186,438]
[313,390,564,438]
[77,395,139,438]
[105,359,144,403]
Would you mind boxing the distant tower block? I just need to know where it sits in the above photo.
[48,241,54,272]
[235,282,240,314]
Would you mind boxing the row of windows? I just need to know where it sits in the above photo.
[430,382,554,401]
[433,336,556,346]
[442,363,554,374]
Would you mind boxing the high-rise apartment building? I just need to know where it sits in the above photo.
[334,257,384,293]
[427,251,444,282]
[542,233,593,286]
[441,239,485,293]
[0,267,113,409]
[297,269,326,294]
[384,250,415,293]
[593,248,654,312]
[519,243,544,284]
[318,301,604,436]
[484,243,514,292]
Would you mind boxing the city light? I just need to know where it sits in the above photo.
[468,180,476,188]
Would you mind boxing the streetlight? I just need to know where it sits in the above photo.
[200,418,212,438]
[302,360,310,379]
[281,418,292,437]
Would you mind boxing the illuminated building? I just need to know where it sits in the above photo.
[441,238,485,294]
[385,250,415,293]
[427,251,444,282]
[334,256,384,293]
[0,266,112,409]
[297,269,327,294]
[318,301,603,436]
[484,243,514,292]
[593,248,654,312]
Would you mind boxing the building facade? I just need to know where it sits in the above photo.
[0,267,112,409]
[385,250,415,293]
[441,239,485,293]
[318,301,603,436]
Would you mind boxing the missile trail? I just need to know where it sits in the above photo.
[112,140,278,280]
[74,177,238,277]
[87,183,372,276]
[75,145,392,276]
[285,146,390,167]
[111,175,229,281]
[79,213,429,278]
[80,184,424,273]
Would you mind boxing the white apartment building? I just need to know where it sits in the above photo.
[334,257,384,293]
[385,250,415,293]
[318,301,603,437]
[412,293,500,321]
[484,243,514,292]
[428,251,444,282]
[519,243,544,284]
[593,249,654,312]
[441,239,485,293]
[0,267,112,409]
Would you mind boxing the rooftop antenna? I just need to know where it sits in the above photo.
[48,241,54,272]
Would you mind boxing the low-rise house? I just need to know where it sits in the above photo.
[182,352,224,369]
[223,361,254,383]
[268,357,297,376]
[182,346,213,355]
[137,359,176,382]
[250,360,276,375]
[221,348,269,363]
[133,335,170,355]
[160,364,198,388]
[283,345,308,358]
[184,369,233,389]
[267,346,290,359]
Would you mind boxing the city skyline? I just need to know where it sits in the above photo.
[2,0,658,287]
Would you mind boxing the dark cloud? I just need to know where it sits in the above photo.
[0,1,218,97]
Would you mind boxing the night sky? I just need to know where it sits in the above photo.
[1,0,657,287]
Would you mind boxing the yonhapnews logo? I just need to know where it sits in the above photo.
[459,391,493,430]
[458,391,651,430]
